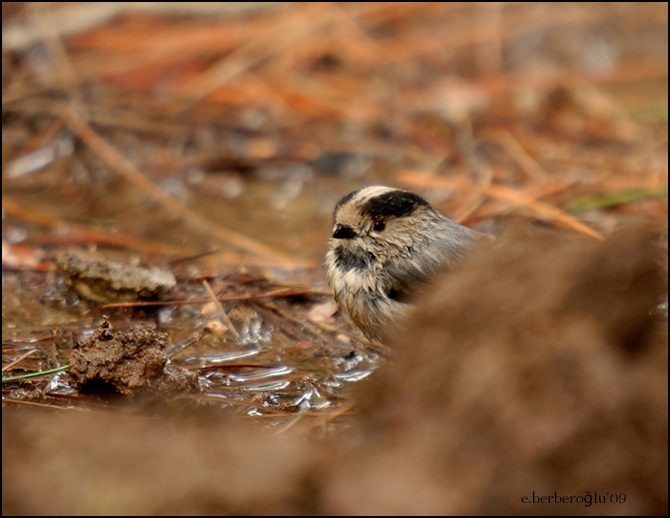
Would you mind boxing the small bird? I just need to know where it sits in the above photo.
[325,185,485,343]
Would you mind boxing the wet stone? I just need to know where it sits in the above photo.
[56,248,176,303]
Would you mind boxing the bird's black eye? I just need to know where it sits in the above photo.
[373,219,386,232]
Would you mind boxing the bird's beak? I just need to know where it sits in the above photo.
[332,224,356,239]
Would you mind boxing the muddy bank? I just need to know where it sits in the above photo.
[4,227,667,516]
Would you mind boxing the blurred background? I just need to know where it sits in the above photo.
[2,2,668,515]
[3,2,667,266]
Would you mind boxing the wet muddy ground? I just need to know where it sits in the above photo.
[2,3,668,515]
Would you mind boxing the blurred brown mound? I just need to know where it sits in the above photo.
[2,408,318,516]
[327,225,668,515]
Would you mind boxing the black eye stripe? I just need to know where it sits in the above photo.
[363,190,428,219]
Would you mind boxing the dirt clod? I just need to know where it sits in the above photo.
[68,317,198,396]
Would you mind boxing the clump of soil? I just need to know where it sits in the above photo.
[68,317,198,396]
